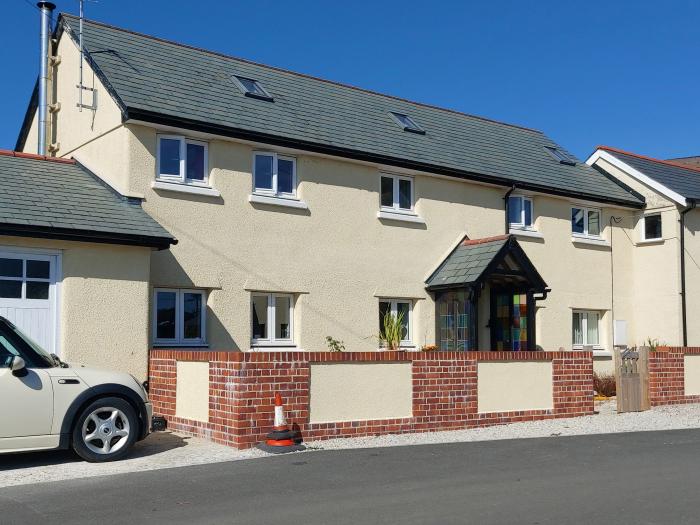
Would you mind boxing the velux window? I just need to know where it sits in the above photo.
[253,152,296,197]
[545,146,576,166]
[233,76,273,101]
[573,310,600,347]
[389,112,425,134]
[572,207,601,238]
[379,299,412,345]
[154,289,206,345]
[643,213,662,240]
[252,293,294,345]
[157,135,208,185]
[508,195,533,229]
[380,174,413,212]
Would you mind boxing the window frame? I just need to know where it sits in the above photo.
[572,309,601,348]
[389,112,426,135]
[0,254,53,302]
[156,135,209,186]
[252,152,298,199]
[153,288,207,346]
[571,206,602,239]
[232,75,274,101]
[251,293,295,347]
[379,173,415,214]
[545,146,576,166]
[642,213,663,241]
[508,195,534,230]
[378,298,413,346]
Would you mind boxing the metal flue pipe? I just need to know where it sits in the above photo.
[37,2,56,156]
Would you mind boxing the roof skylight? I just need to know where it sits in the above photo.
[390,112,425,135]
[233,76,273,101]
[545,146,576,166]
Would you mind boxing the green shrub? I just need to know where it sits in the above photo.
[379,310,405,351]
[593,372,616,397]
[325,336,345,352]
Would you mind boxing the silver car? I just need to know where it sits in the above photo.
[0,316,163,462]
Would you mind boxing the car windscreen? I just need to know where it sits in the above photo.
[0,318,55,368]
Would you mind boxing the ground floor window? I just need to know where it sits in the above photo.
[153,289,206,345]
[378,299,412,345]
[252,293,294,346]
[436,290,474,351]
[573,310,599,346]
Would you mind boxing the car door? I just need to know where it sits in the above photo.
[0,329,54,443]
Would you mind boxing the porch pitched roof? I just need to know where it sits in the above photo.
[425,234,548,291]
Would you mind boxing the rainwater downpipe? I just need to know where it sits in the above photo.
[503,184,516,234]
[37,2,56,156]
[680,200,696,347]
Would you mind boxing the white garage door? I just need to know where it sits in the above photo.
[0,250,58,355]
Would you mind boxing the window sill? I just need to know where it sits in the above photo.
[152,180,221,197]
[249,194,308,209]
[153,342,209,348]
[509,228,544,239]
[573,345,608,356]
[377,210,426,224]
[251,342,297,349]
[636,238,665,246]
[571,236,610,247]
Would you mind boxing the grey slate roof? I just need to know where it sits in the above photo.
[51,14,643,208]
[0,153,174,248]
[602,148,700,201]
[426,236,510,288]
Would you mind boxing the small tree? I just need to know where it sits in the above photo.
[379,310,405,350]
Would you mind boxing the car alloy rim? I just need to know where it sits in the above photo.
[81,407,131,455]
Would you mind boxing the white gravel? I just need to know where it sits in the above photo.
[306,400,700,451]
[3,400,700,488]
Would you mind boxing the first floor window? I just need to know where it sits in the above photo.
[157,135,208,184]
[379,299,412,345]
[643,213,662,240]
[253,152,296,197]
[153,289,206,345]
[380,174,413,212]
[573,310,599,347]
[252,293,294,345]
[508,195,533,229]
[572,206,601,237]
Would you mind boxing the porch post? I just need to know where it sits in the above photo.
[527,291,536,350]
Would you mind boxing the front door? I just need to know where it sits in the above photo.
[490,290,532,351]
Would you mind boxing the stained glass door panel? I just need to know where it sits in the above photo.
[492,292,528,351]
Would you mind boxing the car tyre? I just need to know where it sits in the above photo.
[71,397,139,462]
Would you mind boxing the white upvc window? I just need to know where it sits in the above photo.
[378,299,413,345]
[253,152,297,198]
[380,173,414,213]
[642,213,663,241]
[251,293,294,346]
[573,310,600,347]
[153,289,207,346]
[571,206,602,238]
[508,195,534,229]
[156,135,209,185]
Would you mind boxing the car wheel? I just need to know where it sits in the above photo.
[71,397,138,462]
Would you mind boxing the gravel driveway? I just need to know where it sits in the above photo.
[3,399,700,488]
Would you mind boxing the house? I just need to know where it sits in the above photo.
[0,150,174,379]
[587,146,700,348]
[12,10,659,378]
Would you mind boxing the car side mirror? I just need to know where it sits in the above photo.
[10,356,26,376]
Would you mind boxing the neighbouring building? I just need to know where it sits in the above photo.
[12,10,691,381]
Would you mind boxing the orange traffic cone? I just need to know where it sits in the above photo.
[257,392,305,453]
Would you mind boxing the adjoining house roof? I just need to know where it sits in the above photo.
[25,14,644,209]
[0,151,175,249]
[595,146,700,202]
[425,235,547,291]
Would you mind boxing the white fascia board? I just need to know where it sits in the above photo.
[586,149,687,207]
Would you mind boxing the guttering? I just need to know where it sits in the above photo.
[680,200,696,346]
[125,108,646,210]
[36,2,55,156]
[0,223,176,250]
[503,185,516,234]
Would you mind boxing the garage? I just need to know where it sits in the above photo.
[0,249,59,355]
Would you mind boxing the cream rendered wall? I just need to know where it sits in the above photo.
[0,236,151,380]
[477,361,553,412]
[593,158,682,347]
[683,209,700,346]
[122,124,638,354]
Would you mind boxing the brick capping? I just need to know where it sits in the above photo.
[0,149,75,164]
[149,349,594,449]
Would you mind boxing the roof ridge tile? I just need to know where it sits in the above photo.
[597,145,700,176]
[0,149,75,165]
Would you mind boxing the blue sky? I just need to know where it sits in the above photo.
[3,0,699,159]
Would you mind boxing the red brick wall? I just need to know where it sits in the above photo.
[649,347,700,406]
[149,350,593,449]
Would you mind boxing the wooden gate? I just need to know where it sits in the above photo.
[613,347,650,413]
